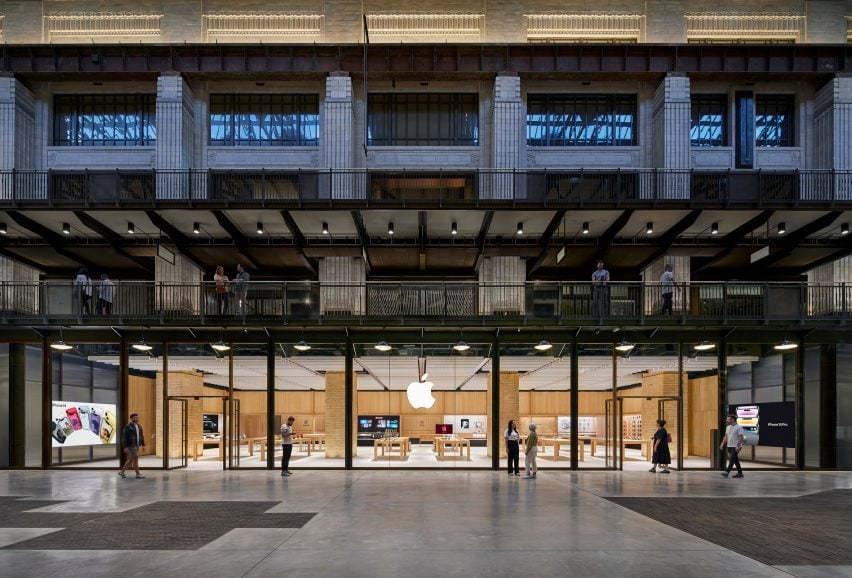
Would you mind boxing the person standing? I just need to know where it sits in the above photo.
[97,273,114,316]
[591,260,610,318]
[660,264,674,316]
[74,267,92,315]
[214,266,229,315]
[649,419,671,474]
[118,413,145,479]
[720,414,745,478]
[523,423,538,479]
[281,415,296,477]
[504,419,520,477]
[233,264,250,316]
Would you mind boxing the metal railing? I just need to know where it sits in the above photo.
[0,168,850,206]
[2,280,850,325]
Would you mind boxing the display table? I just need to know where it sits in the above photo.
[373,437,411,459]
[434,436,471,460]
[191,439,224,461]
[587,437,652,459]
[537,437,585,462]
[303,433,326,455]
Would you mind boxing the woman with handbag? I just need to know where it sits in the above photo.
[649,419,672,474]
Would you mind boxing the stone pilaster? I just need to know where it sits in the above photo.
[641,255,691,315]
[478,256,525,314]
[0,77,36,199]
[156,74,195,199]
[319,257,365,315]
[488,75,524,200]
[652,74,690,199]
[815,75,852,199]
[488,371,519,458]
[154,254,203,313]
[322,73,355,199]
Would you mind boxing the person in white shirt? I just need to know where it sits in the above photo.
[660,264,674,316]
[504,419,520,476]
[720,414,745,478]
[280,416,295,477]
[97,273,114,315]
[74,267,92,315]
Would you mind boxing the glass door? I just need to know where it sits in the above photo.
[227,398,241,469]
[167,397,187,469]
[604,397,624,470]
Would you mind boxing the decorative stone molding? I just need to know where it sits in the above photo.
[685,13,804,43]
[525,13,643,42]
[203,12,323,41]
[365,13,483,41]
[45,12,162,41]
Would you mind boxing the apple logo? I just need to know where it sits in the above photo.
[406,379,436,409]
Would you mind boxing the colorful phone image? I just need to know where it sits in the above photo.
[51,420,67,444]
[736,406,759,418]
[90,408,102,435]
[78,406,91,431]
[737,417,759,427]
[58,416,74,437]
[100,410,116,444]
[66,407,82,431]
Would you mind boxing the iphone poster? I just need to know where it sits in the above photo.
[51,401,117,447]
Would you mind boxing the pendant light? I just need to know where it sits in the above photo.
[534,339,552,351]
[294,338,311,352]
[374,340,392,352]
[453,340,470,352]
[615,339,635,353]
[50,328,73,351]
[774,338,798,351]
[693,340,715,351]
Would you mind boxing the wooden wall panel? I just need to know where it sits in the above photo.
[688,375,719,457]
[128,375,155,455]
[529,392,570,415]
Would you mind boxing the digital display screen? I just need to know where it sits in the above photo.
[51,401,117,447]
[436,424,453,434]
[728,401,795,447]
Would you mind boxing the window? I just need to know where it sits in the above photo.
[54,94,156,146]
[691,95,728,147]
[367,93,479,146]
[527,95,637,146]
[755,95,795,147]
[209,94,319,146]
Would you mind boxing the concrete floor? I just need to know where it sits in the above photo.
[0,470,849,577]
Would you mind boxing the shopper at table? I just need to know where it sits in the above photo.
[523,423,538,479]
[504,419,520,477]
[649,419,671,474]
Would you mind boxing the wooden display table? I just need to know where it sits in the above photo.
[191,439,223,461]
[434,436,471,460]
[303,433,326,455]
[587,437,652,459]
[537,437,585,462]
[373,437,411,459]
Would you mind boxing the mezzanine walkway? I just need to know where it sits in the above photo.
[0,470,848,577]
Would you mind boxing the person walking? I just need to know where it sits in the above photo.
[74,267,92,315]
[660,263,674,316]
[97,273,114,316]
[504,419,520,477]
[214,266,229,315]
[118,413,145,479]
[649,419,671,474]
[591,260,610,318]
[233,264,250,316]
[523,423,538,479]
[281,415,296,477]
[720,413,745,478]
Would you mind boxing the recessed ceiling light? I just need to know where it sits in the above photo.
[192,222,200,235]
[322,222,329,235]
[645,222,653,235]
[256,222,264,235]
[582,222,589,235]
[127,222,135,234]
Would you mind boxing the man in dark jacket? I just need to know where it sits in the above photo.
[118,413,146,479]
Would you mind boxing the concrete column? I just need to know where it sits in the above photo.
[652,74,690,199]
[489,75,524,200]
[0,256,40,315]
[154,253,203,314]
[0,77,36,199]
[487,371,519,458]
[814,75,852,199]
[478,256,525,315]
[641,255,690,316]
[156,74,195,199]
[322,73,355,199]
[325,370,356,459]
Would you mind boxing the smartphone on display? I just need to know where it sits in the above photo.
[51,420,67,444]
[90,408,102,435]
[66,407,82,431]
[78,406,91,431]
[100,410,116,444]
[58,416,74,437]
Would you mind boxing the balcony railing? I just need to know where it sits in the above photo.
[0,169,850,206]
[0,281,849,325]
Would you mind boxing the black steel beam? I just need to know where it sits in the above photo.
[527,209,567,276]
[473,210,495,274]
[587,209,634,268]
[280,210,317,278]
[6,211,98,270]
[73,211,152,272]
[144,210,206,270]
[635,209,703,271]
[350,210,372,275]
[210,210,260,270]
[752,211,843,268]
[692,210,775,274]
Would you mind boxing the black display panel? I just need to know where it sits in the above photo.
[729,401,795,447]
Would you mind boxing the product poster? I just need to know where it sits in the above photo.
[51,401,117,447]
[728,402,795,448]
[444,415,487,436]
